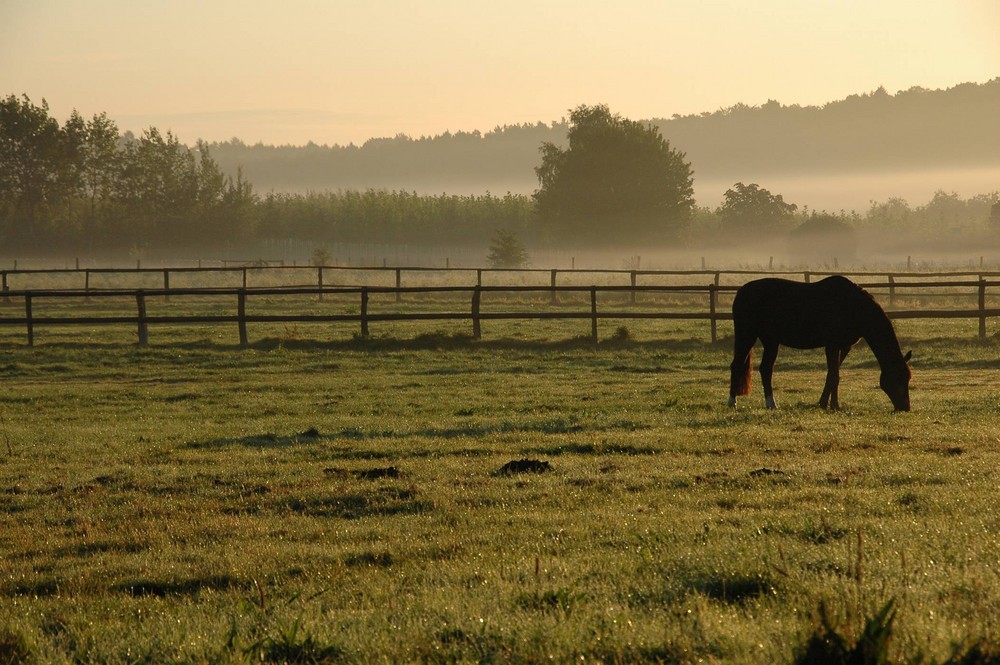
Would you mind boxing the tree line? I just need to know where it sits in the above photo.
[1,99,695,255]
[0,95,256,255]
[2,93,998,261]
[0,95,535,256]
[203,79,1000,195]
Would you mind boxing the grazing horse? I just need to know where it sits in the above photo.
[728,276,911,411]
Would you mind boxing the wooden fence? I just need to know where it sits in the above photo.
[7,264,1000,298]
[2,277,999,347]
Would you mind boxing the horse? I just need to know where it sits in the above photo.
[728,275,911,411]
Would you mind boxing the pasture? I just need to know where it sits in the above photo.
[2,311,1000,663]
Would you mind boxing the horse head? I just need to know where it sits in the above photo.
[879,350,912,412]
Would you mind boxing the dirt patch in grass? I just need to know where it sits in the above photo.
[117,574,248,597]
[495,459,552,475]
[278,487,432,519]
[323,466,403,480]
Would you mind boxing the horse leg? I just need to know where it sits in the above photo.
[728,333,755,408]
[759,340,780,409]
[820,346,840,409]
[830,347,851,410]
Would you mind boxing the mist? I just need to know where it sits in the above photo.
[695,165,1000,214]
[319,165,1000,216]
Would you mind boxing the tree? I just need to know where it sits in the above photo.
[75,112,122,249]
[864,196,911,230]
[991,201,1000,228]
[717,182,797,237]
[114,127,200,248]
[311,246,332,266]
[486,229,529,268]
[0,94,76,244]
[191,142,257,246]
[920,190,966,228]
[533,104,694,245]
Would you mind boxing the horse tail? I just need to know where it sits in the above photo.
[731,347,753,396]
[730,283,756,398]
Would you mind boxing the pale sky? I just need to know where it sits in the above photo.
[2,0,998,147]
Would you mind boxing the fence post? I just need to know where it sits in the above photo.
[395,268,402,303]
[472,286,481,340]
[888,274,896,308]
[25,293,33,346]
[360,287,369,337]
[630,271,637,305]
[84,270,91,303]
[136,291,148,346]
[476,269,482,288]
[238,289,248,347]
[590,286,598,343]
[242,268,248,290]
[804,271,811,284]
[317,267,324,302]
[709,283,718,344]
[2,272,8,305]
[551,269,558,305]
[979,277,987,340]
[163,269,170,302]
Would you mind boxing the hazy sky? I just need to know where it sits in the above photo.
[3,0,998,147]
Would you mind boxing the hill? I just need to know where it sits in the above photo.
[206,79,1000,210]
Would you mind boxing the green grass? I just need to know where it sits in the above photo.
[2,316,1000,663]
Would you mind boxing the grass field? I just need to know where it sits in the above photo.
[2,311,1000,663]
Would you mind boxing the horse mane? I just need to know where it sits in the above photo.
[853,281,908,368]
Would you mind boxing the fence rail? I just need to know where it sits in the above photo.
[2,277,1000,347]
[7,264,1000,293]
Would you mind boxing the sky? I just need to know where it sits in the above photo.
[2,0,998,148]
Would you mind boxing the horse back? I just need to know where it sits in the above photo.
[732,276,870,349]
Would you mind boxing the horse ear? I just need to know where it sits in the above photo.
[904,350,912,362]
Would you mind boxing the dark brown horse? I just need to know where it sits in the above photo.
[728,276,911,411]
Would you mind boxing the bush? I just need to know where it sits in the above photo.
[487,229,530,268]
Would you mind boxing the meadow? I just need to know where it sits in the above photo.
[2,308,1000,663]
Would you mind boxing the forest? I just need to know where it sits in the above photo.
[1,82,999,261]
[204,79,1000,196]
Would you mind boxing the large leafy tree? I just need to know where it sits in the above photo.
[0,94,78,242]
[80,113,122,213]
[533,104,694,245]
[113,128,249,249]
[196,142,259,245]
[717,182,797,237]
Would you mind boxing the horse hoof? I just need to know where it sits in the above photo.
[727,396,736,408]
